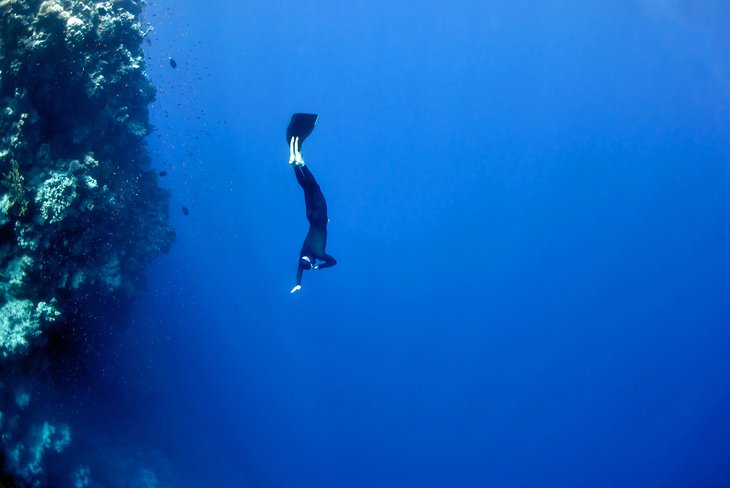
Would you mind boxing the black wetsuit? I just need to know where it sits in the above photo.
[295,165,336,285]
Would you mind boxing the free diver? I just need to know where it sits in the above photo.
[287,119,337,293]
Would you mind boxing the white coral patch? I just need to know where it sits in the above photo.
[7,255,34,290]
[35,172,77,223]
[66,16,83,28]
[83,152,99,168]
[0,193,12,226]
[65,15,89,46]
[0,299,40,357]
[37,0,68,19]
[36,300,61,322]
[84,175,98,189]
[0,298,60,357]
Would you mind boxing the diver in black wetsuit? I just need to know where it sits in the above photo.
[289,136,337,293]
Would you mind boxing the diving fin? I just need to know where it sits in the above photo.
[286,113,318,147]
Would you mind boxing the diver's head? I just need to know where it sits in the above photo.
[300,255,314,270]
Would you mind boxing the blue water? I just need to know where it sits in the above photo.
[125,1,730,486]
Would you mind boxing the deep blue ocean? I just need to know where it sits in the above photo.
[115,1,730,486]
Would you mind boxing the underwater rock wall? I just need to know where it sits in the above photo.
[0,0,174,484]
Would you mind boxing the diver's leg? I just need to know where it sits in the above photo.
[295,165,320,191]
[297,166,326,224]
[300,165,318,186]
[294,166,307,188]
[317,253,337,269]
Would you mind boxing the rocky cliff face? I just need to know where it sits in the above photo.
[0,0,174,484]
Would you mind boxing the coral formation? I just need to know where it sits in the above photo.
[5,420,72,480]
[34,172,78,224]
[0,0,174,484]
[0,297,60,357]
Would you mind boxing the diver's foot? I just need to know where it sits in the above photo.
[290,136,305,166]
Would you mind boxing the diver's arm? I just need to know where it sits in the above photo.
[291,262,304,293]
[316,254,337,270]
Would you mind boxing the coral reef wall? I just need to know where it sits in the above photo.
[0,0,174,484]
[0,0,174,358]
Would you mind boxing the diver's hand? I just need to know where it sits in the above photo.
[289,137,304,166]
[290,284,302,294]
